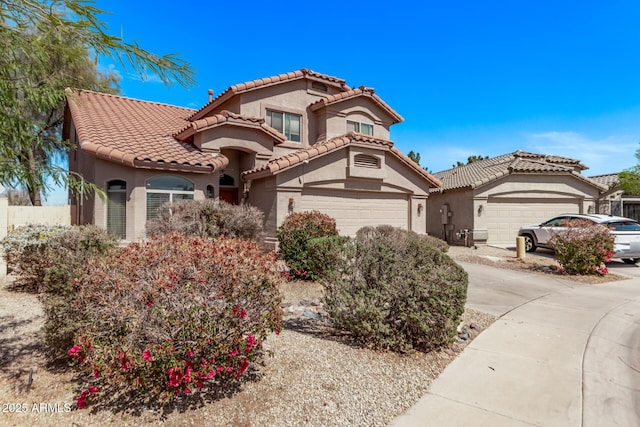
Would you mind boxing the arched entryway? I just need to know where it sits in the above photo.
[219,173,238,205]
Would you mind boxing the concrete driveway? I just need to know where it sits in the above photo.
[390,262,640,427]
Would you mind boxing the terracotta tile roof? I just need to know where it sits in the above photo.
[309,86,403,124]
[174,110,287,143]
[66,89,228,172]
[432,150,604,192]
[189,68,350,121]
[588,173,620,189]
[241,132,441,188]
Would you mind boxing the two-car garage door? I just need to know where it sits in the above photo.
[484,198,580,245]
[298,189,409,236]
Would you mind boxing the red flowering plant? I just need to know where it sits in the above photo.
[68,233,282,403]
[548,220,615,276]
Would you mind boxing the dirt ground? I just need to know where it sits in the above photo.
[0,245,624,426]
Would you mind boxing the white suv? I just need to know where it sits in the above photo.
[518,214,640,264]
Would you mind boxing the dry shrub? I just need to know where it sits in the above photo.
[68,233,282,402]
[146,199,264,242]
[322,226,468,353]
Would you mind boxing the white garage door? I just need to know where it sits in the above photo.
[485,198,580,245]
[298,189,409,236]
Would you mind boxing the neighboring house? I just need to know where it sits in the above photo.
[63,68,441,243]
[426,151,606,245]
[590,173,640,221]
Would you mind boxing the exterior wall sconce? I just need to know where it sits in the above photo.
[288,197,295,212]
[417,203,423,215]
[477,205,484,216]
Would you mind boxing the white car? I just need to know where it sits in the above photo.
[517,214,640,264]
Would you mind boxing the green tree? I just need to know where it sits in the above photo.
[1,0,195,205]
[453,155,489,168]
[407,150,431,172]
[618,147,640,195]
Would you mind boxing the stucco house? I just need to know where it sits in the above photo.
[63,69,441,243]
[426,151,607,246]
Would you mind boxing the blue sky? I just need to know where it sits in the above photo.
[48,1,640,204]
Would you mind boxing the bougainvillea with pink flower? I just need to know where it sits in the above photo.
[549,219,615,276]
[68,233,282,404]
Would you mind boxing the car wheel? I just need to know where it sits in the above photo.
[622,258,639,265]
[522,234,537,252]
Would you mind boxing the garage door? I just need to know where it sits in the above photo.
[298,189,409,236]
[485,198,580,245]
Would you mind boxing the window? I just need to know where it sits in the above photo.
[219,174,235,186]
[266,110,301,142]
[347,120,373,136]
[107,180,126,239]
[146,175,194,221]
[206,185,215,199]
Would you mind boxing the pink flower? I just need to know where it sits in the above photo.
[68,345,82,357]
[77,395,86,409]
[143,350,153,361]
[93,368,101,378]
[186,350,194,357]
[87,386,99,394]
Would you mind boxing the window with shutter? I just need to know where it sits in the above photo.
[146,176,195,222]
[107,180,126,239]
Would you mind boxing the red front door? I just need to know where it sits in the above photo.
[219,187,239,205]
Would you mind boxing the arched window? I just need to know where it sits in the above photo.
[146,175,194,221]
[206,185,215,199]
[219,174,235,186]
[107,180,126,239]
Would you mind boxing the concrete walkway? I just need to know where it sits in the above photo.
[389,262,640,427]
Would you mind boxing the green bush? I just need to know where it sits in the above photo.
[322,225,468,353]
[68,233,282,403]
[306,235,352,280]
[146,199,264,242]
[423,234,449,253]
[549,220,614,275]
[276,211,338,280]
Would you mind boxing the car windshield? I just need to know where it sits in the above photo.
[605,221,640,231]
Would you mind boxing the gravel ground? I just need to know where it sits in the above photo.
[0,269,494,427]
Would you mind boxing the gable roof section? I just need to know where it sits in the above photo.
[173,110,287,143]
[66,89,228,172]
[308,86,404,124]
[188,68,349,122]
[432,150,605,192]
[241,132,441,188]
[588,173,620,190]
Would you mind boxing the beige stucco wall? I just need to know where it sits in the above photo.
[426,189,475,242]
[322,98,392,142]
[248,146,432,238]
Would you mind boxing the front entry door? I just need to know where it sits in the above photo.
[219,187,239,205]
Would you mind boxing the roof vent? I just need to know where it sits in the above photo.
[208,89,214,102]
[311,81,328,92]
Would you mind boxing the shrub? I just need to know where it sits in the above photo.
[306,235,352,280]
[548,220,615,275]
[1,224,71,288]
[1,224,116,290]
[276,211,338,280]
[39,226,117,354]
[68,233,282,402]
[146,199,264,242]
[322,225,468,353]
[423,234,449,253]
